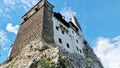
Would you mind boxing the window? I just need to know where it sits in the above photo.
[56,26,59,30]
[35,6,39,11]
[66,43,70,48]
[80,49,82,53]
[62,31,64,34]
[35,7,39,11]
[76,47,79,51]
[24,18,27,21]
[59,38,62,43]
[76,40,78,43]
[24,15,28,21]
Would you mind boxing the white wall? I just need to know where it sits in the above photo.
[53,16,85,57]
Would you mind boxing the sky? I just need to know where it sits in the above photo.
[0,0,120,68]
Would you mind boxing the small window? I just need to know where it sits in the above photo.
[35,8,39,11]
[76,47,79,51]
[24,15,28,21]
[56,26,59,30]
[24,18,27,21]
[59,38,62,43]
[66,43,70,48]
[35,6,39,11]
[76,40,78,43]
[80,49,82,53]
[62,31,64,34]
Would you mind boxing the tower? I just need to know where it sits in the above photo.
[71,15,81,29]
[8,0,54,60]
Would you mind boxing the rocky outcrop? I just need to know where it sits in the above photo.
[0,40,103,68]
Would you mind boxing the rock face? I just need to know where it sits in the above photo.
[0,40,103,68]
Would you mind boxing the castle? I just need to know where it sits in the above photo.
[0,0,103,68]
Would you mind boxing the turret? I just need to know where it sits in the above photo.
[71,15,81,29]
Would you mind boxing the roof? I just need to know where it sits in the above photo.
[53,12,81,35]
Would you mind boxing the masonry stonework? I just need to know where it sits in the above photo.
[42,1,54,43]
[9,0,54,60]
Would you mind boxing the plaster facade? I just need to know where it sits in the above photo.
[53,16,85,57]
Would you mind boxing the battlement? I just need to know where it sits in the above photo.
[21,0,54,25]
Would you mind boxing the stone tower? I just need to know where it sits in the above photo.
[9,0,54,60]
[0,0,103,68]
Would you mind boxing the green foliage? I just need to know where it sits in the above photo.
[8,64,13,68]
[59,53,69,68]
[59,25,69,34]
[35,54,69,68]
[35,57,56,68]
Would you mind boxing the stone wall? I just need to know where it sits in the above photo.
[8,0,54,60]
[42,1,54,43]
[9,7,44,60]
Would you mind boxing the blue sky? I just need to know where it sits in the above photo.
[0,0,120,68]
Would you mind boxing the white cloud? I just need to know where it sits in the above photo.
[0,4,11,18]
[0,30,9,47]
[20,0,32,8]
[60,7,76,21]
[0,8,3,13]
[3,14,11,19]
[0,0,39,18]
[20,0,38,8]
[6,23,19,34]
[3,0,16,6]
[31,0,39,6]
[2,0,39,12]
[94,36,120,68]
[20,0,39,11]
[3,47,8,51]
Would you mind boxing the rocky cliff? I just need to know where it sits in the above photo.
[0,40,103,68]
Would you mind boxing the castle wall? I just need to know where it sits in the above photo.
[9,6,45,59]
[8,0,54,60]
[42,1,54,43]
[53,16,85,57]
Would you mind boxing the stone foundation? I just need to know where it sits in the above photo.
[0,40,103,68]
